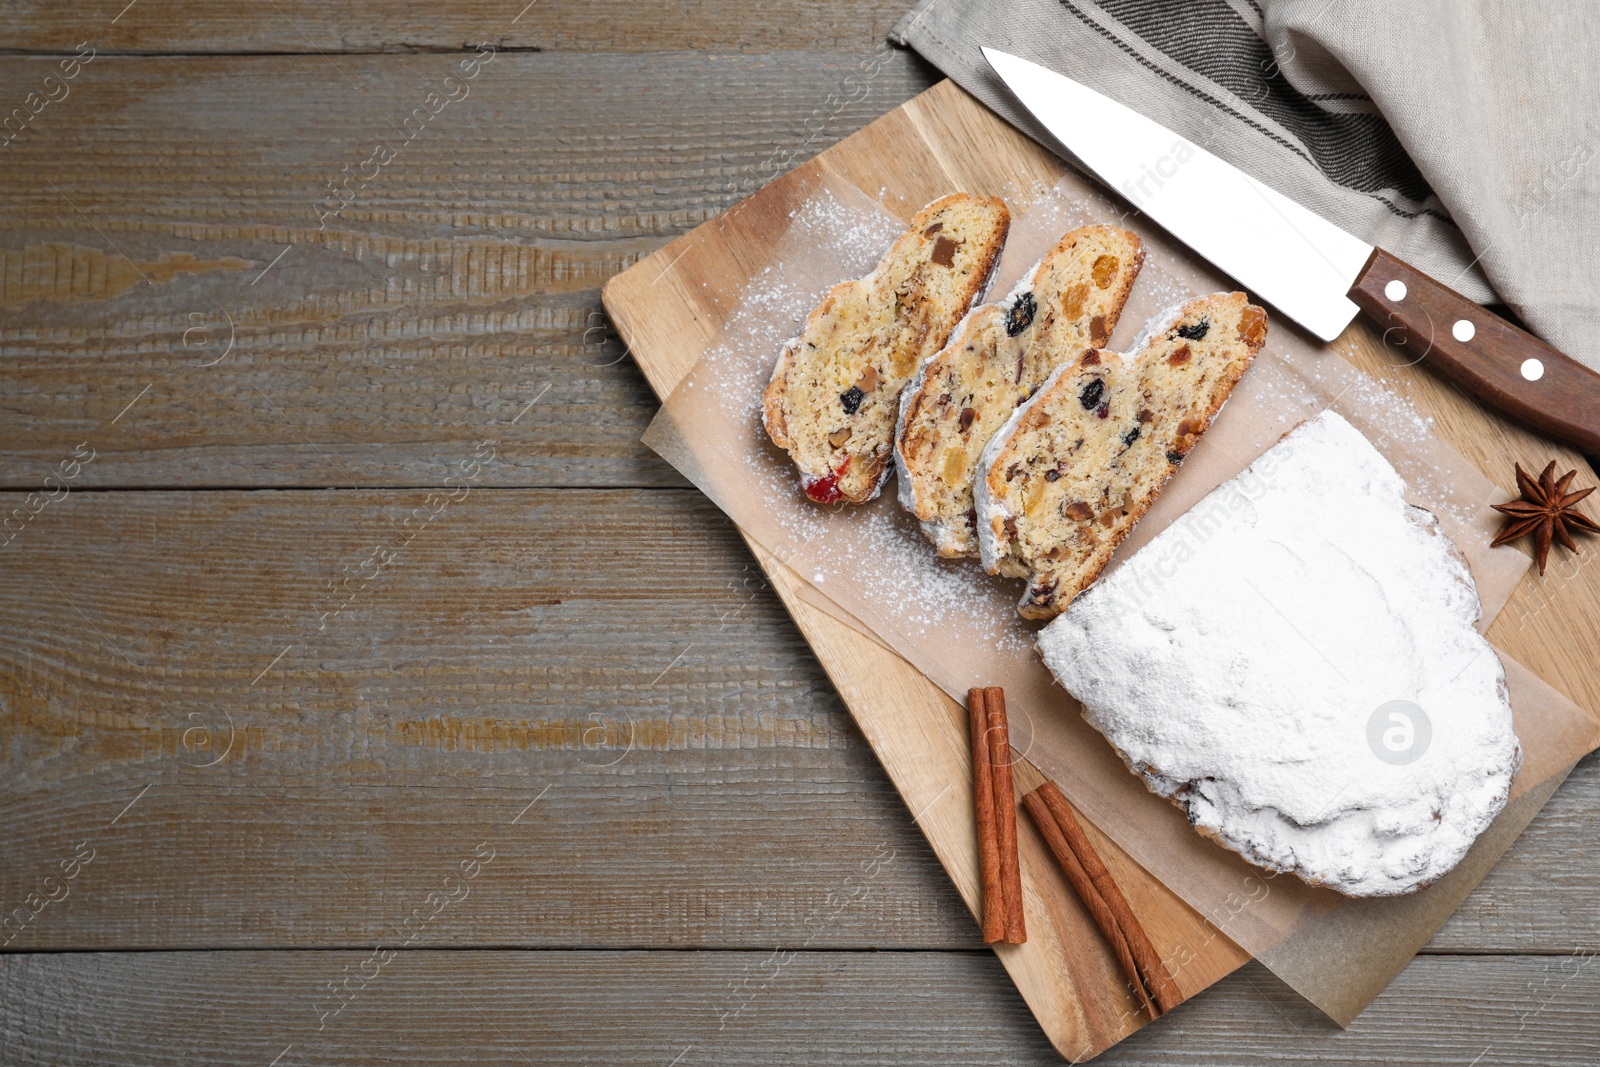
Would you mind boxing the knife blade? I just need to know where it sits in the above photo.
[984,47,1600,456]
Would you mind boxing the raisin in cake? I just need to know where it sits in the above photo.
[1037,411,1521,897]
[894,226,1143,556]
[762,193,1010,504]
[976,293,1266,619]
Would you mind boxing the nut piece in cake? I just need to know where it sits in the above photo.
[762,193,1011,505]
[895,225,1144,556]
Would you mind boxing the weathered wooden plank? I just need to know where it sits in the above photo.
[0,487,1596,953]
[0,50,935,488]
[0,1,911,55]
[0,486,972,949]
[3,950,1598,1065]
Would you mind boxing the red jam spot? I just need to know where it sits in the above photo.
[803,456,851,504]
[804,473,843,504]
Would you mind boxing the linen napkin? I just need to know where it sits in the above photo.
[893,0,1600,373]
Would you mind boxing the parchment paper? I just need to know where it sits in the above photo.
[642,168,1600,1024]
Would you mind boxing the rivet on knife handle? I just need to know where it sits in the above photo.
[1348,248,1600,455]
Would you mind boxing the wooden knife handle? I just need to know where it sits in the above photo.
[1348,248,1600,455]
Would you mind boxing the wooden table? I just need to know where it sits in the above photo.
[1,4,1597,1063]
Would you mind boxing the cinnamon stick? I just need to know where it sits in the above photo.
[1036,781,1183,1013]
[966,687,1007,944]
[1021,790,1159,1021]
[983,686,1026,945]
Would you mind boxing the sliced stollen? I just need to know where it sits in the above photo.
[975,292,1267,619]
[1036,411,1521,896]
[761,193,1010,504]
[894,225,1144,557]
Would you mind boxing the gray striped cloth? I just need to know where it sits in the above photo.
[894,0,1600,373]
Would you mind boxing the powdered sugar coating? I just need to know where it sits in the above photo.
[1037,411,1520,896]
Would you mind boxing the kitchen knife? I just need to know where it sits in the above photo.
[983,47,1600,455]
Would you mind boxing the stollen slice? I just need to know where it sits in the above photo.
[976,292,1267,619]
[762,193,1010,505]
[894,225,1143,556]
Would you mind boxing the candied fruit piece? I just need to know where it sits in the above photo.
[1091,254,1119,289]
[939,448,966,486]
[1063,283,1089,320]
[1237,305,1268,347]
[804,459,848,504]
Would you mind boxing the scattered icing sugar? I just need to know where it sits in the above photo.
[654,175,1518,827]
[668,182,1036,661]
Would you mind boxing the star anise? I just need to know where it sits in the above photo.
[1491,461,1600,574]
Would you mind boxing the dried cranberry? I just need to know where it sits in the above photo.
[1078,378,1104,410]
[840,386,865,414]
[1095,401,1110,419]
[1004,292,1037,337]
[1176,319,1210,340]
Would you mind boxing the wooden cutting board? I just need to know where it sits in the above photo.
[602,78,1600,1061]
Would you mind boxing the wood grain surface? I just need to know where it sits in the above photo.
[0,1,913,54]
[0,487,1595,954]
[3,952,1598,1066]
[0,50,932,488]
[3,3,1599,1063]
